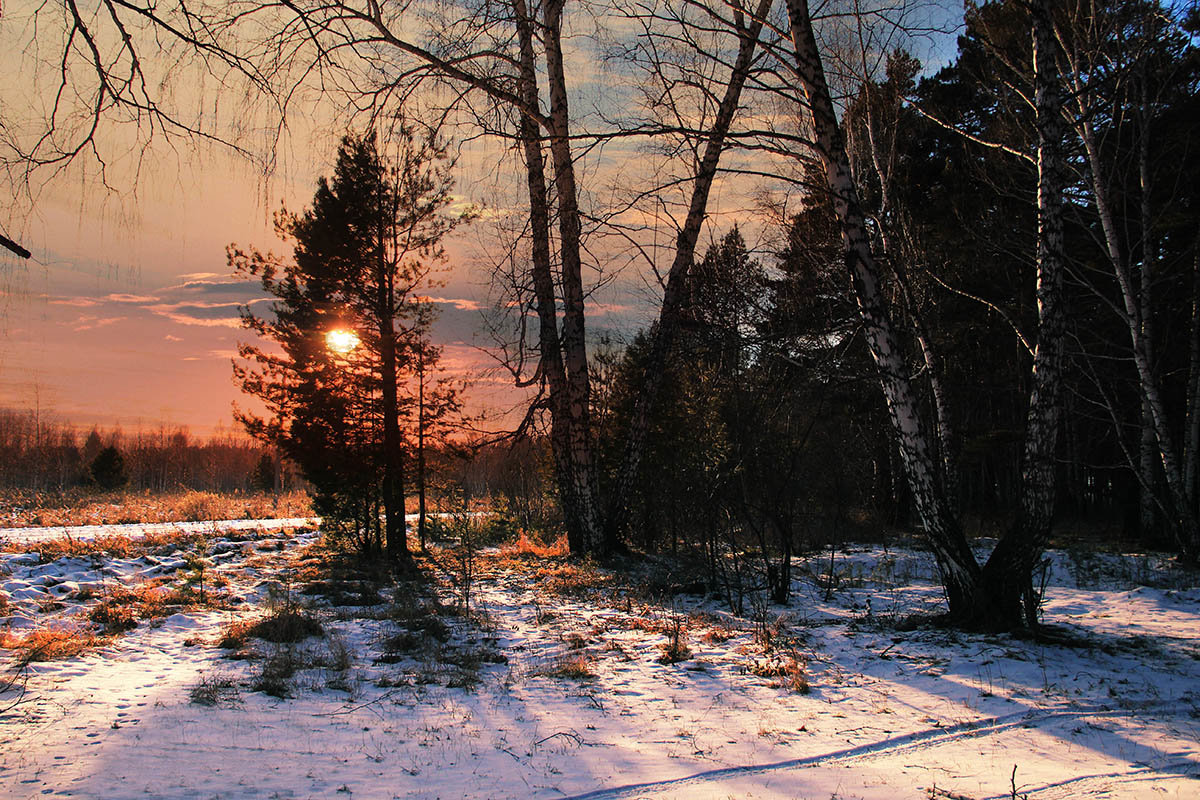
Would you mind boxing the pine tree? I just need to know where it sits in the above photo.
[90,446,128,491]
[232,128,469,563]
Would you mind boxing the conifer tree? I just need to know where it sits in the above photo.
[233,128,468,563]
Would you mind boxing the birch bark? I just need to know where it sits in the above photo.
[783,0,980,613]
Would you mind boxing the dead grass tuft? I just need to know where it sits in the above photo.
[189,672,242,706]
[87,580,217,632]
[748,651,810,693]
[498,531,569,559]
[1,625,105,661]
[534,562,613,597]
[657,616,692,664]
[218,610,324,649]
[699,625,737,645]
[541,652,594,680]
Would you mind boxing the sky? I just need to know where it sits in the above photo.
[0,0,964,439]
[0,142,538,436]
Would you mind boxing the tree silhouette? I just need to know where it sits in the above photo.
[233,129,467,563]
[90,446,128,491]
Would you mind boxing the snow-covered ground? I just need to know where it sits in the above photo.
[1,523,1198,799]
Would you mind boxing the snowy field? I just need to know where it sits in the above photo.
[1,521,1198,800]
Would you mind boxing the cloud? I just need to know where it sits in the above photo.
[424,295,485,312]
[588,302,634,317]
[127,274,274,327]
[164,334,183,342]
[104,293,160,304]
[50,296,101,308]
[72,315,126,332]
[147,302,249,328]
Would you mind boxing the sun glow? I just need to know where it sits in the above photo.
[325,328,360,354]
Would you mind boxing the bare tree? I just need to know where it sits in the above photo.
[781,0,1071,629]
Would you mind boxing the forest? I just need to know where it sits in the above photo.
[201,0,1200,633]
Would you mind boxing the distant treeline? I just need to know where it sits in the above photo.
[0,408,281,493]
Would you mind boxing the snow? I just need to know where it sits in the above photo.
[2,526,1198,799]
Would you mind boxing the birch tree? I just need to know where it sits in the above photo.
[782,0,1071,627]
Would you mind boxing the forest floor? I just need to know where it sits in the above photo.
[0,520,1198,799]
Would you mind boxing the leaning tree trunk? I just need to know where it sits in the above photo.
[783,0,980,614]
[608,0,775,547]
[976,0,1067,630]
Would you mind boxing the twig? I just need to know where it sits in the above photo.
[534,730,582,747]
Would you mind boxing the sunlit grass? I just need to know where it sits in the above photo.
[0,489,312,528]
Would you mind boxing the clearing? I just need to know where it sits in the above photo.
[1,521,1198,799]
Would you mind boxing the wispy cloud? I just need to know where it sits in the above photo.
[424,295,485,312]
[72,315,126,332]
[50,296,100,308]
[104,293,160,304]
[147,302,248,328]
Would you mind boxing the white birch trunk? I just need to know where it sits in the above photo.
[783,0,980,612]
[1070,67,1200,559]
[979,0,1068,628]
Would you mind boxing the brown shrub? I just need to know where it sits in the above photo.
[218,610,324,649]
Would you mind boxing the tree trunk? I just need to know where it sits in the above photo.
[379,208,409,566]
[512,0,598,555]
[1068,55,1200,560]
[1138,95,1159,540]
[543,0,604,554]
[976,0,1067,630]
[1186,240,1200,509]
[783,0,980,614]
[417,347,428,551]
[608,0,775,546]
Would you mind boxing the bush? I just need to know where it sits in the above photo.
[89,446,128,490]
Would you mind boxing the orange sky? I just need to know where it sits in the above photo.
[0,146,649,438]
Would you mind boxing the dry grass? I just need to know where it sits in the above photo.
[541,652,595,680]
[699,624,737,645]
[20,530,207,563]
[87,581,211,632]
[533,562,614,597]
[0,625,106,661]
[189,672,242,706]
[625,615,668,635]
[498,531,569,559]
[658,617,693,664]
[218,610,324,650]
[747,651,810,693]
[0,489,311,529]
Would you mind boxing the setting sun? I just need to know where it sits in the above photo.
[325,328,360,354]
